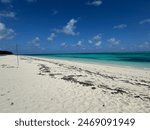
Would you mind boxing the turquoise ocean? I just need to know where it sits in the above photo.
[26,52,150,69]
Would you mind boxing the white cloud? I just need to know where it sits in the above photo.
[0,11,16,18]
[76,40,82,46]
[107,37,120,45]
[140,18,150,24]
[29,37,40,47]
[0,22,15,40]
[93,34,101,40]
[1,0,12,3]
[56,19,79,36]
[113,24,127,29]
[88,34,102,46]
[61,42,67,47]
[47,33,56,42]
[95,41,102,46]
[139,42,149,49]
[88,40,93,44]
[86,0,103,6]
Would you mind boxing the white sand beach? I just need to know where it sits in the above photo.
[0,55,150,112]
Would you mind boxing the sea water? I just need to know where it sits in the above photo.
[26,52,150,69]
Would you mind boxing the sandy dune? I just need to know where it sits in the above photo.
[0,55,150,112]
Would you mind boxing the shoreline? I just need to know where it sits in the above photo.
[22,52,150,70]
[25,55,150,71]
[0,55,150,112]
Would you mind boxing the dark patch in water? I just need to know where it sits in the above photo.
[118,57,150,62]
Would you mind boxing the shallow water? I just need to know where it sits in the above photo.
[25,52,150,69]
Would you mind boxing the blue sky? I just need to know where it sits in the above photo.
[0,0,150,54]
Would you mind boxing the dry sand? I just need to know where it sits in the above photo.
[0,55,150,112]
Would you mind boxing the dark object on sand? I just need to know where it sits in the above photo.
[0,50,13,55]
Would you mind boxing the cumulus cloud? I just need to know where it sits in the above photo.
[61,42,67,47]
[0,11,16,18]
[88,34,102,46]
[88,40,93,44]
[0,22,15,40]
[47,33,56,42]
[56,19,79,36]
[29,37,40,47]
[0,0,12,3]
[86,0,103,6]
[76,40,82,47]
[139,42,149,49]
[140,18,150,24]
[113,24,127,29]
[107,37,120,45]
[93,34,101,40]
[95,41,102,46]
